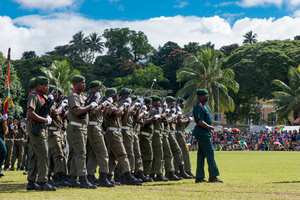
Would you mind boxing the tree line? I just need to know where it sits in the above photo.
[2,28,300,125]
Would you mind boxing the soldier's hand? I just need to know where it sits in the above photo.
[95,92,101,101]
[172,114,176,118]
[10,124,14,129]
[91,102,98,108]
[177,111,182,115]
[154,114,161,120]
[123,102,130,107]
[189,117,193,121]
[62,100,68,108]
[46,116,52,125]
[101,100,110,107]
[165,108,170,113]
[144,111,149,115]
[107,97,113,103]
[135,102,141,107]
[47,94,54,101]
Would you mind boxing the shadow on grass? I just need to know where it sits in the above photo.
[272,181,300,184]
[0,183,28,193]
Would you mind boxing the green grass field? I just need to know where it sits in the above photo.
[1,151,300,200]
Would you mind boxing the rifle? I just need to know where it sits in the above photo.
[117,88,139,108]
[99,87,123,104]
[78,78,106,119]
[183,111,193,118]
[132,90,149,106]
[56,96,68,109]
[31,93,55,136]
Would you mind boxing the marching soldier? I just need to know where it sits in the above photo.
[66,75,97,189]
[48,87,70,187]
[165,96,192,179]
[4,117,16,171]
[26,76,57,191]
[150,95,169,181]
[104,88,142,186]
[86,80,114,187]
[0,103,8,177]
[11,116,26,171]
[176,98,195,178]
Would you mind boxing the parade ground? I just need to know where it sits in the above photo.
[1,151,299,200]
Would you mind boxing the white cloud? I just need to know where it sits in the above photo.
[12,0,75,10]
[289,0,300,6]
[1,14,300,59]
[237,0,283,7]
[174,1,189,8]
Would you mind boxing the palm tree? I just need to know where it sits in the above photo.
[243,31,258,44]
[40,60,80,95]
[269,66,300,124]
[85,32,104,62]
[176,48,239,112]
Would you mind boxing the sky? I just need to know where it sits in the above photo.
[1,0,300,59]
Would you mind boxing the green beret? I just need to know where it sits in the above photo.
[120,88,132,94]
[71,75,85,83]
[151,95,160,102]
[89,80,101,89]
[105,88,117,97]
[49,85,56,92]
[144,97,152,104]
[166,96,175,102]
[132,95,137,101]
[196,89,209,96]
[178,97,185,103]
[29,79,36,87]
[35,76,49,85]
[58,88,64,95]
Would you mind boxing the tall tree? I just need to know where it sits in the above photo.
[103,28,131,59]
[183,42,201,55]
[129,30,154,63]
[21,51,38,60]
[243,31,258,44]
[269,66,300,124]
[85,32,104,62]
[177,48,239,112]
[40,60,80,94]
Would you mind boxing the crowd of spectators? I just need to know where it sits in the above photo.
[185,129,300,151]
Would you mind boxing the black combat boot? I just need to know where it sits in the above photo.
[167,171,182,181]
[178,165,193,179]
[37,182,57,191]
[136,171,153,182]
[186,171,196,178]
[56,172,71,187]
[79,176,97,189]
[155,173,169,182]
[69,176,80,188]
[26,181,40,190]
[124,172,142,186]
[107,174,121,186]
[99,172,115,187]
[87,174,98,185]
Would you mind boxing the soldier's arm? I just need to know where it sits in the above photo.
[122,106,130,121]
[72,105,94,116]
[11,127,17,137]
[112,105,125,116]
[51,106,63,117]
[102,106,108,118]
[27,107,48,123]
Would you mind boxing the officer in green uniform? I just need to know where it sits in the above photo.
[175,98,195,178]
[165,96,192,179]
[104,88,142,186]
[193,89,222,183]
[66,75,97,189]
[48,87,69,186]
[150,95,169,181]
[26,76,57,191]
[4,117,16,170]
[11,116,26,170]
[86,80,114,187]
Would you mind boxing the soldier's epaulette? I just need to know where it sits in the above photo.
[198,102,202,107]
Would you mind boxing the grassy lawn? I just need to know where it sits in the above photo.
[1,151,300,200]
